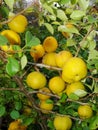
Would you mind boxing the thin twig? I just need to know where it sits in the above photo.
[0,1,40,25]
[0,87,20,91]
[87,75,98,81]
[75,25,94,57]
[67,99,89,105]
[0,49,7,63]
[28,90,60,99]
[28,62,62,71]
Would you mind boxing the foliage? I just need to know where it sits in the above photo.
[0,0,98,130]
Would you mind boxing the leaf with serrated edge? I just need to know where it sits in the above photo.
[44,23,54,34]
[58,25,79,34]
[70,10,85,20]
[74,89,87,97]
[4,0,14,10]
[21,55,27,70]
[57,9,68,21]
[0,35,9,45]
[6,57,20,76]
[0,106,5,117]
[78,0,89,10]
[25,31,33,46]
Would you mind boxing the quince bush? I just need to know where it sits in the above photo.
[0,0,98,130]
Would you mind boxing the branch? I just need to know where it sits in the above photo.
[28,90,60,99]
[75,25,94,57]
[87,75,98,81]
[0,0,41,25]
[67,99,89,105]
[28,62,62,71]
[0,87,20,91]
[0,49,7,63]
[13,76,39,109]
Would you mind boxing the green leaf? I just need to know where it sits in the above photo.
[66,39,77,46]
[87,15,97,23]
[60,0,70,4]
[0,6,9,18]
[46,99,54,104]
[59,93,67,103]
[25,31,33,45]
[95,63,98,70]
[44,23,54,34]
[43,3,55,15]
[15,101,22,111]
[23,117,34,126]
[58,25,79,34]
[0,106,5,117]
[10,110,20,119]
[4,0,14,11]
[52,21,60,25]
[25,31,40,47]
[48,15,56,21]
[70,10,85,20]
[93,83,98,93]
[57,9,68,21]
[29,36,41,47]
[69,93,79,100]
[88,40,96,51]
[88,50,98,60]
[0,35,9,45]
[21,55,27,70]
[89,116,98,129]
[78,0,89,10]
[47,119,54,129]
[71,0,79,4]
[12,45,22,57]
[6,57,20,76]
[74,89,87,97]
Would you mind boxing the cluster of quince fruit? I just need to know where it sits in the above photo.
[0,14,28,55]
[26,35,94,130]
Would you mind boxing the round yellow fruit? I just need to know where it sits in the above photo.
[30,44,45,61]
[1,30,21,45]
[0,45,14,54]
[62,57,87,83]
[8,120,19,130]
[23,107,32,115]
[53,115,72,130]
[37,87,51,100]
[8,15,28,33]
[42,52,57,67]
[26,71,47,89]
[55,50,73,68]
[39,100,54,113]
[8,120,27,130]
[43,36,58,52]
[49,76,66,94]
[62,23,74,39]
[78,105,93,119]
[65,81,85,97]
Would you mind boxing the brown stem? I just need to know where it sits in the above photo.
[29,90,60,99]
[13,76,39,110]
[0,87,20,91]
[87,75,98,81]
[67,99,89,105]
[28,62,62,71]
[0,49,7,63]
